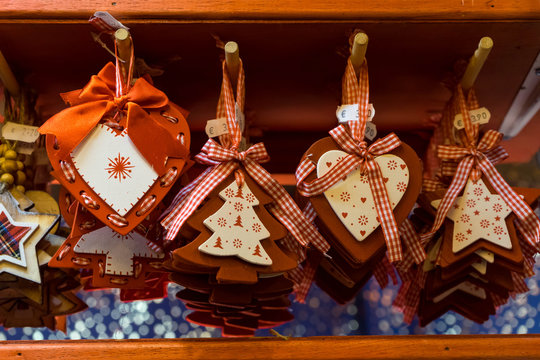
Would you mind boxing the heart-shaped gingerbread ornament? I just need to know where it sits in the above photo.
[302,136,423,263]
[45,101,190,235]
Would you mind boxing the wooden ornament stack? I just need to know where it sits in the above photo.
[161,42,327,336]
[40,25,191,301]
[293,33,424,304]
[394,38,540,325]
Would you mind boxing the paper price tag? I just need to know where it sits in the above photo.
[364,122,377,141]
[336,103,375,123]
[235,103,245,133]
[1,122,40,143]
[205,118,229,138]
[454,107,491,129]
[15,142,36,155]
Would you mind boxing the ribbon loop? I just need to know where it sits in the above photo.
[39,62,183,174]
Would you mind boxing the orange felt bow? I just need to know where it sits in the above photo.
[39,62,187,173]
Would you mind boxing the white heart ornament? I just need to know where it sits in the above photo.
[71,124,158,216]
[317,150,409,241]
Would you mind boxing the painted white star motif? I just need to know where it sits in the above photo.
[431,178,512,253]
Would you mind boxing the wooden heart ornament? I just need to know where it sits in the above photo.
[318,151,409,242]
[41,63,191,235]
[301,136,422,263]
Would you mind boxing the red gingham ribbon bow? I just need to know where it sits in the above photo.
[421,87,540,246]
[195,140,269,167]
[296,125,404,262]
[161,139,327,249]
[161,59,327,253]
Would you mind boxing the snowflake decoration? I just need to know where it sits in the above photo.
[233,238,242,249]
[358,215,368,226]
[466,199,476,208]
[387,160,398,170]
[245,193,256,203]
[224,189,235,198]
[456,233,466,242]
[480,219,490,229]
[252,223,262,233]
[473,187,484,197]
[460,214,470,223]
[233,202,244,212]
[396,182,407,192]
[492,203,503,213]
[340,192,351,202]
[105,153,134,182]
[217,218,227,227]
[360,175,369,184]
[494,226,504,235]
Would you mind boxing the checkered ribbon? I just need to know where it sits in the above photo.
[161,60,327,253]
[373,255,398,289]
[423,177,446,192]
[420,85,540,245]
[284,202,323,303]
[393,267,426,324]
[395,219,427,273]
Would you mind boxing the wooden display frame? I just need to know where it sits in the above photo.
[0,0,539,354]
[1,0,540,20]
[2,335,540,359]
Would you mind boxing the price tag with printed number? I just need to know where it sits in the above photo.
[454,107,491,129]
[1,122,40,143]
[364,122,377,141]
[205,118,229,138]
[336,103,375,123]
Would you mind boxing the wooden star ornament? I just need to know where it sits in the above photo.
[431,178,513,253]
[0,189,59,283]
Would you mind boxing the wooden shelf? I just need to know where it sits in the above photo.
[2,0,540,21]
[2,335,540,359]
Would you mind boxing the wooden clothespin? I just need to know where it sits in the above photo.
[225,41,240,89]
[0,49,20,97]
[461,37,494,90]
[114,28,133,89]
[350,32,369,77]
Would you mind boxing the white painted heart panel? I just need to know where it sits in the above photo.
[71,124,158,216]
[316,150,409,242]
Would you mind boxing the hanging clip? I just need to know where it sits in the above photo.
[461,37,493,90]
[350,32,369,77]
